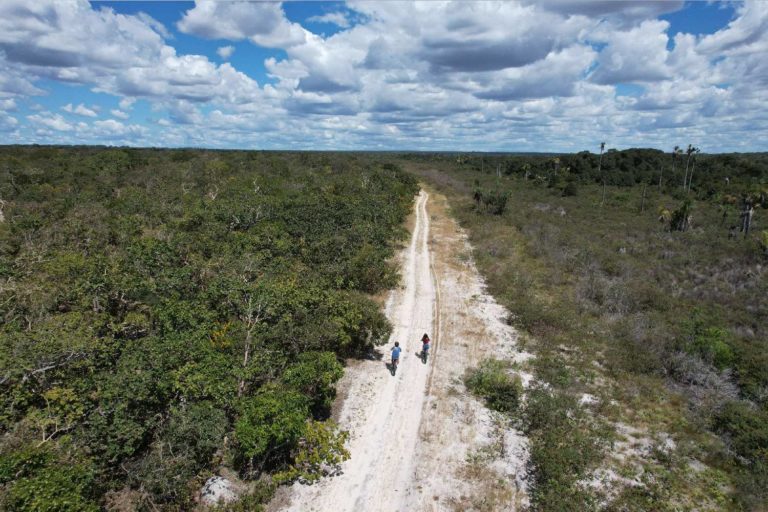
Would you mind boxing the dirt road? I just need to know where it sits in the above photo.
[275,188,530,512]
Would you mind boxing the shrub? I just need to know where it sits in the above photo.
[1,456,98,512]
[523,387,605,510]
[465,358,523,413]
[688,327,734,370]
[281,352,344,418]
[473,188,510,215]
[275,420,350,483]
[235,386,310,469]
[562,181,578,197]
[713,401,768,464]
[670,199,692,231]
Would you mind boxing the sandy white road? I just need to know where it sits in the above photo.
[276,188,530,512]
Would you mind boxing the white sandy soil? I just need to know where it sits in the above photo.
[273,189,531,512]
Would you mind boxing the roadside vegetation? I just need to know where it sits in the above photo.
[408,149,767,511]
[0,147,418,510]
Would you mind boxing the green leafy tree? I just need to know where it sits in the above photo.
[235,386,310,471]
[282,352,344,417]
[275,420,350,484]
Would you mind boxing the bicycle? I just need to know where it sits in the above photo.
[391,356,399,375]
[390,342,401,376]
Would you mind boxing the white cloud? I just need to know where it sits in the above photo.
[0,98,17,111]
[111,109,129,119]
[531,0,684,25]
[62,103,98,117]
[0,0,766,151]
[92,119,146,137]
[177,1,306,48]
[0,112,18,131]
[217,45,235,60]
[27,113,73,131]
[307,12,351,29]
[119,97,136,110]
[590,20,672,84]
[0,0,262,107]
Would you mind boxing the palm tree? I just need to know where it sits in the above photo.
[682,144,693,189]
[599,142,606,206]
[687,147,701,193]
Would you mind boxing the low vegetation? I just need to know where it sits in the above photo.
[0,147,418,510]
[409,149,766,511]
[465,358,523,413]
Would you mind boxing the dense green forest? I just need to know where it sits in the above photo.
[408,149,767,511]
[0,147,418,510]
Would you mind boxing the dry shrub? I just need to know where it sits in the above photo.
[666,351,740,417]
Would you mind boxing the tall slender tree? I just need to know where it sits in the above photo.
[658,163,664,189]
[599,141,606,206]
[682,144,693,189]
[671,145,681,186]
[687,147,701,193]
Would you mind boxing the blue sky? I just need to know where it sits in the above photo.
[0,1,766,152]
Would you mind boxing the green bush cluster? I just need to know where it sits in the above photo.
[465,358,523,413]
[523,388,605,510]
[473,186,510,215]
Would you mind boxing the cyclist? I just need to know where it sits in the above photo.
[391,342,402,371]
[421,333,431,358]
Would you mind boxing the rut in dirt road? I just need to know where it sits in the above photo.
[281,190,436,512]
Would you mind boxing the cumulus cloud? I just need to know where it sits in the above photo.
[110,109,129,119]
[27,113,73,131]
[91,119,146,138]
[590,20,672,84]
[307,12,351,29]
[0,0,766,151]
[531,0,684,24]
[0,55,45,98]
[0,98,17,111]
[177,1,306,48]
[217,45,235,60]
[62,103,98,117]
[119,97,136,110]
[474,45,597,100]
[0,0,261,107]
[0,112,18,131]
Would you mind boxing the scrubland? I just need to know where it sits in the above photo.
[408,153,766,511]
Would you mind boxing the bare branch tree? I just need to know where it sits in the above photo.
[237,294,265,397]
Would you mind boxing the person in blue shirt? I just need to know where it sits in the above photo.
[391,342,402,371]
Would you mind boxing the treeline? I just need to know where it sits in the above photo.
[404,148,768,199]
[0,147,418,510]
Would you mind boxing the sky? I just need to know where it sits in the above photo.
[0,0,766,153]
